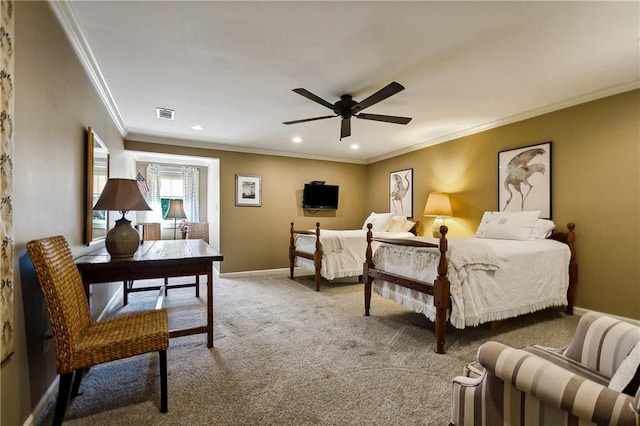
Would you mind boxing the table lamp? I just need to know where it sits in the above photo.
[93,178,152,258]
[165,199,187,239]
[424,192,453,238]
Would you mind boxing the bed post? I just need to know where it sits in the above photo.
[313,222,322,291]
[289,222,296,279]
[434,225,450,354]
[364,223,374,316]
[566,223,577,315]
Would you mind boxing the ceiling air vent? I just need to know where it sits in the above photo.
[156,107,175,120]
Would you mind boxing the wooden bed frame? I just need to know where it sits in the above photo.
[289,221,420,292]
[363,223,577,354]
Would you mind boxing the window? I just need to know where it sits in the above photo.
[159,169,184,221]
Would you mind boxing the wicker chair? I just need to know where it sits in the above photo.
[140,222,161,242]
[27,236,169,425]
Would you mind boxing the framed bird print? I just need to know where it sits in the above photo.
[389,168,413,217]
[498,142,552,218]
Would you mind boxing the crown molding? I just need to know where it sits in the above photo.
[367,81,640,164]
[48,0,127,136]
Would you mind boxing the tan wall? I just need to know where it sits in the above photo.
[125,140,368,273]
[3,3,130,425]
[367,90,640,320]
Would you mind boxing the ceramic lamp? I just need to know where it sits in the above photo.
[423,192,453,238]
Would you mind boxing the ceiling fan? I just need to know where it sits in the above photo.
[283,81,412,140]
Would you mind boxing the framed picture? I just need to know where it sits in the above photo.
[235,174,261,207]
[498,141,551,218]
[389,168,413,217]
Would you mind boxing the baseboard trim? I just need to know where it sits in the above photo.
[25,376,59,426]
[573,306,640,326]
[219,267,294,278]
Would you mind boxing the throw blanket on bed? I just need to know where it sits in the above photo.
[373,237,569,329]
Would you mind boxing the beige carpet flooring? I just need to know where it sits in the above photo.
[38,273,580,425]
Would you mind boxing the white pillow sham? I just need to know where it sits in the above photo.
[529,219,555,240]
[362,212,394,232]
[386,216,415,233]
[475,210,541,240]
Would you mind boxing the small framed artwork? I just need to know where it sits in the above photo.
[389,168,413,217]
[235,174,261,207]
[498,141,552,218]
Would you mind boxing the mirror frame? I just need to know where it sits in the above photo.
[84,126,110,246]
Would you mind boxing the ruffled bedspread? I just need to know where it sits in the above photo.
[372,237,570,329]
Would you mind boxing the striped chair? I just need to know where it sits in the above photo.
[451,312,640,425]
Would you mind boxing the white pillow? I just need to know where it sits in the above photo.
[609,341,640,396]
[475,210,541,240]
[387,216,410,232]
[403,220,416,233]
[529,219,555,240]
[362,212,394,232]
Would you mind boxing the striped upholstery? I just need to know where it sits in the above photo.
[563,312,640,378]
[451,313,640,426]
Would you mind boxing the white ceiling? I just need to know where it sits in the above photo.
[54,1,639,164]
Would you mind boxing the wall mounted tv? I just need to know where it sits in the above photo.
[302,183,339,210]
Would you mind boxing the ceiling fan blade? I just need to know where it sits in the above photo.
[356,113,412,125]
[340,117,351,139]
[351,82,405,113]
[283,115,336,125]
[292,88,335,110]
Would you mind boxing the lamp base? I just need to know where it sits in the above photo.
[105,216,140,258]
[431,216,444,238]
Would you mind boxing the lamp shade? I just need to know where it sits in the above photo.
[164,199,187,219]
[423,192,453,217]
[93,178,152,212]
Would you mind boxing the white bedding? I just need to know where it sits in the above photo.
[295,229,414,280]
[372,237,571,328]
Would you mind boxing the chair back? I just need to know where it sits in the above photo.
[140,222,161,241]
[188,222,209,243]
[27,236,93,373]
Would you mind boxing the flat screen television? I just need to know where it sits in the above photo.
[302,184,339,210]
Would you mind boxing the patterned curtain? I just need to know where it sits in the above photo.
[0,0,14,364]
[182,166,199,223]
[142,163,163,223]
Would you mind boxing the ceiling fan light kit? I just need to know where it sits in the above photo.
[283,81,412,140]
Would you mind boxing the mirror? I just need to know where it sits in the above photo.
[84,127,110,246]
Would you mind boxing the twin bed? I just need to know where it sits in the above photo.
[289,211,577,353]
[289,213,418,291]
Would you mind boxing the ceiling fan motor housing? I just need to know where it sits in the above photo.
[334,95,358,118]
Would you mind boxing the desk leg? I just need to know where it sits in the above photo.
[207,266,213,348]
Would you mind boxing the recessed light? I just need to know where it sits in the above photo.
[350,144,359,150]
[191,124,204,131]
[292,136,302,143]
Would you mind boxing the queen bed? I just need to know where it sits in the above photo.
[364,211,577,354]
[289,213,418,291]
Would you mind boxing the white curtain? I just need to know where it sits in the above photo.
[143,163,163,222]
[183,166,199,223]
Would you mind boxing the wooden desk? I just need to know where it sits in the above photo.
[76,239,223,348]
